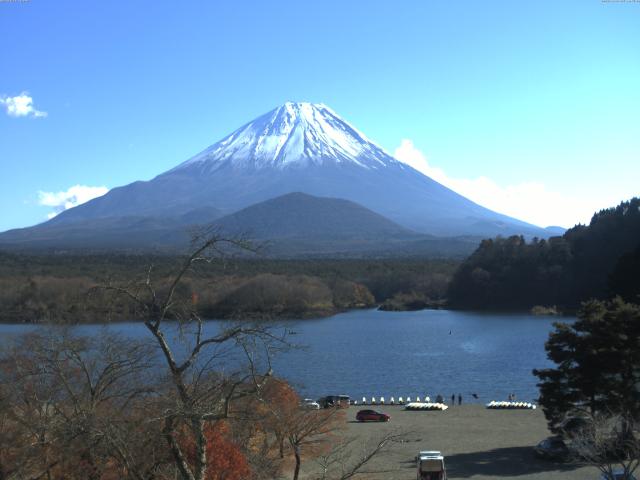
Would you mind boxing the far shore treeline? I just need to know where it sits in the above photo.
[0,255,455,323]
[448,197,640,312]
[1,197,638,324]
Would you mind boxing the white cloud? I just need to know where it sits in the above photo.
[393,139,614,228]
[0,92,47,118]
[38,185,109,219]
[393,139,450,186]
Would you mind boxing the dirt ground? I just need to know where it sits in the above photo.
[297,405,599,480]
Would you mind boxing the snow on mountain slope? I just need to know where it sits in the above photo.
[171,102,404,172]
[4,101,553,242]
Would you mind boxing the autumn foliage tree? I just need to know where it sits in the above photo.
[286,408,345,480]
[2,231,402,480]
[0,331,169,480]
[247,377,346,480]
[181,421,251,480]
[258,378,302,459]
[0,329,320,480]
[97,231,288,480]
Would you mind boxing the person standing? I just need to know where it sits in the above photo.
[458,394,462,405]
[451,394,455,405]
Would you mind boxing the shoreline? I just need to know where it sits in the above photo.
[0,303,572,326]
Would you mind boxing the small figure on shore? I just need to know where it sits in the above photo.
[458,394,462,405]
[436,394,444,403]
[451,394,455,405]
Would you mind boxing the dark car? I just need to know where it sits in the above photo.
[559,415,591,437]
[533,436,570,461]
[356,409,390,422]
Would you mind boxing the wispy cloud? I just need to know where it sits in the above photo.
[393,139,609,228]
[38,185,109,219]
[0,92,47,118]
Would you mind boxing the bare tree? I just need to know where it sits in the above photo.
[0,332,79,480]
[570,412,640,480]
[97,231,287,480]
[0,330,167,480]
[285,408,345,480]
[249,377,348,480]
[312,431,407,480]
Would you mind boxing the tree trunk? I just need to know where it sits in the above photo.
[192,418,207,480]
[278,434,285,459]
[293,444,301,480]
[164,418,196,480]
[620,415,635,457]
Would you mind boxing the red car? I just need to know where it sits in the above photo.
[356,409,390,422]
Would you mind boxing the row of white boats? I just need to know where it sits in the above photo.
[355,396,432,406]
[352,397,537,410]
[405,402,449,411]
[485,401,537,409]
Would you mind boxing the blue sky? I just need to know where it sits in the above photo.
[1,0,638,231]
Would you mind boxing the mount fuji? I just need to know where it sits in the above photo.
[0,102,556,253]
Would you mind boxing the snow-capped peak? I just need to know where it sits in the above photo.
[172,102,401,172]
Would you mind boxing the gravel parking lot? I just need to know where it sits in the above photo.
[298,405,599,480]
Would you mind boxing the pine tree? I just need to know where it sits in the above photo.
[534,298,640,432]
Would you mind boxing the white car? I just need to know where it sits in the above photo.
[416,451,446,480]
[416,450,442,464]
[302,398,320,410]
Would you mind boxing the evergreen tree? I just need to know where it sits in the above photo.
[448,197,640,310]
[610,245,640,303]
[534,298,640,433]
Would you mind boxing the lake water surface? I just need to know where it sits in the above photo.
[0,309,569,405]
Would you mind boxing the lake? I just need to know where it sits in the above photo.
[0,309,569,405]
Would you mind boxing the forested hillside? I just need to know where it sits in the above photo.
[447,198,640,310]
[0,254,457,323]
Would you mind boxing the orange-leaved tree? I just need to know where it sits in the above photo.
[256,379,345,480]
[182,420,251,480]
[259,378,301,459]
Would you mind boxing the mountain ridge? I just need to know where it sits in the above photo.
[0,193,481,257]
[1,102,560,250]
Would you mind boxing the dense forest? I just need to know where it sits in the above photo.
[447,198,640,310]
[0,253,457,323]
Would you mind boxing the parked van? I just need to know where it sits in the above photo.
[320,395,350,408]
